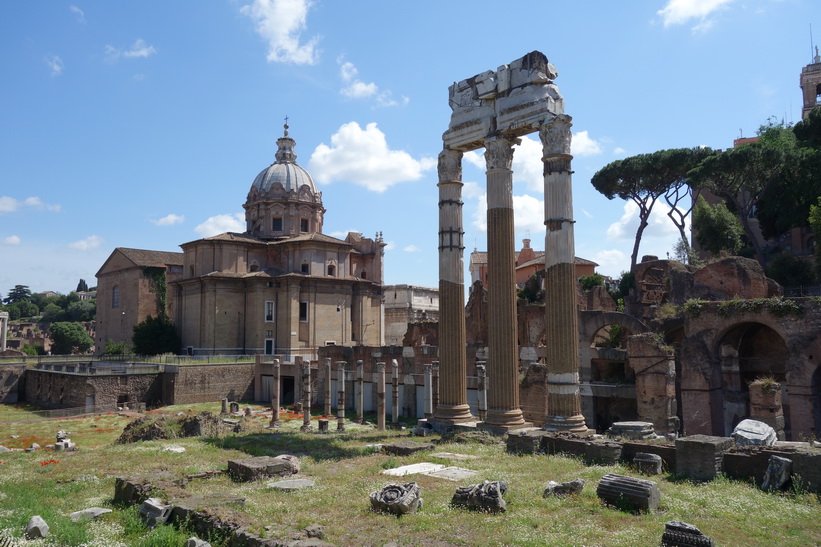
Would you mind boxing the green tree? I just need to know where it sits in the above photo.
[4,285,32,305]
[592,148,711,273]
[692,195,744,255]
[579,273,604,291]
[810,196,821,278]
[765,253,817,287]
[132,315,180,355]
[103,339,131,355]
[66,300,95,322]
[76,279,89,292]
[50,321,93,354]
[40,303,64,323]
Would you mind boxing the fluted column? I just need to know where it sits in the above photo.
[483,137,525,429]
[540,115,588,433]
[434,148,474,423]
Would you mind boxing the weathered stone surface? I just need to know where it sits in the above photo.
[383,463,445,477]
[430,452,479,461]
[451,480,507,513]
[584,440,622,465]
[25,515,49,539]
[660,520,714,546]
[424,467,478,482]
[761,455,792,491]
[369,482,423,515]
[186,537,211,547]
[267,479,315,491]
[139,497,173,527]
[607,421,656,440]
[69,507,112,522]
[114,471,188,505]
[163,445,186,453]
[732,419,777,447]
[596,473,660,512]
[381,440,435,456]
[228,455,299,482]
[633,452,663,475]
[543,478,584,498]
[0,445,9,453]
[675,435,734,481]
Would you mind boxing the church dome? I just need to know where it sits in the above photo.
[244,122,325,239]
[250,124,317,195]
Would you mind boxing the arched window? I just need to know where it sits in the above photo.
[112,286,120,308]
[327,264,336,276]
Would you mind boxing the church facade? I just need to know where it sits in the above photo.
[97,125,385,359]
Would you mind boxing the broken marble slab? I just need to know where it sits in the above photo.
[383,463,444,477]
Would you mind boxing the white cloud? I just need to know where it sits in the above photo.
[463,151,484,170]
[606,201,680,242]
[462,181,483,200]
[194,213,245,237]
[3,235,21,246]
[308,122,435,193]
[0,196,60,213]
[613,147,626,155]
[69,5,85,24]
[241,0,319,65]
[572,130,603,157]
[105,39,157,62]
[69,235,103,251]
[124,39,157,59]
[45,54,64,76]
[151,213,185,226]
[657,0,734,31]
[403,245,420,252]
[513,136,545,192]
[383,241,396,251]
[338,58,406,107]
[592,249,628,277]
[468,191,545,237]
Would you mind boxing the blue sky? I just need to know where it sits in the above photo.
[1,0,818,296]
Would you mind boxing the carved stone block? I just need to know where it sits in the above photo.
[596,473,660,512]
[369,482,422,515]
[451,480,507,513]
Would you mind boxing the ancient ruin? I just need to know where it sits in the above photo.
[437,50,586,432]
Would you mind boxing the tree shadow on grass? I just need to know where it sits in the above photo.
[199,429,421,462]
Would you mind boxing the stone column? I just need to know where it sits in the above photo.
[269,359,281,427]
[391,359,400,425]
[300,359,312,432]
[540,115,587,433]
[476,362,487,422]
[434,148,474,424]
[324,358,332,416]
[0,311,8,352]
[376,362,386,431]
[356,360,365,424]
[337,361,346,431]
[431,361,440,414]
[483,137,526,430]
[423,363,433,418]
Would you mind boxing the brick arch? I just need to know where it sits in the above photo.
[579,311,649,346]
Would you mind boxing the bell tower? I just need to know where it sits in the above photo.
[800,45,821,120]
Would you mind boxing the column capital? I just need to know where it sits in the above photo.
[484,137,516,171]
[438,148,463,182]
[539,114,573,157]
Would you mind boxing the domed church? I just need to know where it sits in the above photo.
[96,124,385,359]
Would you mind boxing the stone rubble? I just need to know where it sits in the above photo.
[451,480,507,513]
[369,482,423,515]
[25,515,49,539]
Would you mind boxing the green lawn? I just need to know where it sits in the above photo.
[0,402,819,546]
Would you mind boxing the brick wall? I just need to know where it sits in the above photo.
[164,363,255,404]
[0,364,26,403]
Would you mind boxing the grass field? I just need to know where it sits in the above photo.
[0,402,819,546]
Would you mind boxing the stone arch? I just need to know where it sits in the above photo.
[715,321,789,436]
[579,311,648,348]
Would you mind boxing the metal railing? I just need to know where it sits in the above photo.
[782,285,821,297]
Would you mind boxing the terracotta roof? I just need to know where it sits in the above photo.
[116,247,184,267]
[270,232,352,246]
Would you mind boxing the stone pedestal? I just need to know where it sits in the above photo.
[675,435,734,481]
[540,116,588,434]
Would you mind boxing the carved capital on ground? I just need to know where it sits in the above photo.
[438,148,463,182]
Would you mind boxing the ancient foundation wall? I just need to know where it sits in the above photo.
[24,369,162,409]
[164,363,255,405]
[0,364,26,403]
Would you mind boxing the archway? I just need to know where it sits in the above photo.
[718,322,789,436]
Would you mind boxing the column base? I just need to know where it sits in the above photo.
[433,403,475,424]
[542,414,591,435]
[483,408,527,430]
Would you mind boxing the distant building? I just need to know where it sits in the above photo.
[469,238,597,289]
[383,284,439,345]
[95,248,184,351]
[800,46,821,120]
[96,124,385,359]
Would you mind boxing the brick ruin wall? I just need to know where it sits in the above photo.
[163,363,255,405]
[0,364,26,403]
[24,369,162,410]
